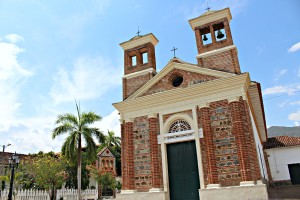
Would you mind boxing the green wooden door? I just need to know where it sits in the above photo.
[167,141,200,200]
[288,163,300,185]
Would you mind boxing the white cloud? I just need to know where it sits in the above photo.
[288,110,300,128]
[298,67,300,77]
[95,110,120,137]
[0,34,33,132]
[274,69,287,81]
[288,42,300,53]
[50,56,121,104]
[290,101,300,105]
[262,84,300,96]
[4,34,24,43]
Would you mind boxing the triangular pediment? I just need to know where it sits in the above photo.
[127,58,236,100]
[97,147,115,158]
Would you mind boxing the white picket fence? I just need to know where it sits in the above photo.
[0,189,98,200]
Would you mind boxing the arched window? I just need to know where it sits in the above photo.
[168,119,191,133]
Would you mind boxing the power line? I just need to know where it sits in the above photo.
[263,89,300,100]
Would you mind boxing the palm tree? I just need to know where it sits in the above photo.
[52,102,104,200]
[104,130,121,149]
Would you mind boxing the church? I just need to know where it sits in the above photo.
[113,7,269,200]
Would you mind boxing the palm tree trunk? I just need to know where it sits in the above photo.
[77,135,82,200]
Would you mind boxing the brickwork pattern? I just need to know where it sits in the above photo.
[133,116,152,191]
[199,107,219,184]
[121,123,127,189]
[123,122,135,190]
[142,69,216,96]
[243,100,261,181]
[124,43,156,75]
[209,100,241,186]
[198,48,240,74]
[123,73,154,99]
[149,117,163,188]
[229,100,252,181]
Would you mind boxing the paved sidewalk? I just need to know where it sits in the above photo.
[268,185,300,200]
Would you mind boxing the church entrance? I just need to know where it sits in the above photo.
[167,140,200,200]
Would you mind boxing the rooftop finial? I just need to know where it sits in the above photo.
[137,26,141,36]
[205,1,212,12]
[171,46,178,58]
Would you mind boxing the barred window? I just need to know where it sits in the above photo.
[168,119,191,133]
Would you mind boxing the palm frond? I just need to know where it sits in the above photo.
[52,123,74,139]
[61,133,77,161]
[81,112,101,126]
[55,113,78,126]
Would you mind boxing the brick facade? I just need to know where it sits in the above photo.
[197,99,261,187]
[142,68,217,96]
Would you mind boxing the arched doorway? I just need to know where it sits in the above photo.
[166,119,200,200]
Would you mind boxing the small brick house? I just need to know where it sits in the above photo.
[113,8,269,200]
[96,147,116,177]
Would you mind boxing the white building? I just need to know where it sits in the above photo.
[264,136,300,185]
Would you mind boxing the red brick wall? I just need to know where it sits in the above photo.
[133,116,152,191]
[123,122,135,190]
[197,98,261,187]
[197,48,240,74]
[124,43,156,75]
[149,117,163,188]
[141,69,216,96]
[163,110,193,123]
[123,73,154,99]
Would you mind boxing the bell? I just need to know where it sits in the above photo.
[217,30,225,39]
[203,34,208,41]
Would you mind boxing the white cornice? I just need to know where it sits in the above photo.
[113,73,250,117]
[189,8,232,30]
[196,45,236,58]
[123,68,156,79]
[127,60,236,100]
[120,33,159,51]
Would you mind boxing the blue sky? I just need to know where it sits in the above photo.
[0,0,300,154]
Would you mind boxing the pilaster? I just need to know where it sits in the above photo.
[199,105,218,185]
[228,99,252,182]
[148,113,162,189]
[124,120,135,190]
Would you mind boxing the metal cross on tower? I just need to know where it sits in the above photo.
[136,26,141,36]
[205,1,212,11]
[171,47,178,58]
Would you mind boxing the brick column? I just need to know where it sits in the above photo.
[148,114,162,190]
[229,100,252,182]
[124,119,135,190]
[120,120,126,189]
[199,106,218,185]
[210,25,217,44]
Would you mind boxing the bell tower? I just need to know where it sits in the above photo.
[120,33,158,100]
[189,8,241,74]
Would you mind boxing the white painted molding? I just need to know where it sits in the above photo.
[240,181,255,186]
[120,190,137,194]
[123,68,156,79]
[149,188,163,192]
[196,45,236,59]
[148,113,158,119]
[124,118,134,123]
[163,113,194,134]
[227,96,240,103]
[120,33,159,50]
[189,8,232,30]
[198,102,210,108]
[206,184,221,189]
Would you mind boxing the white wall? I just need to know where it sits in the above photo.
[265,146,300,181]
[249,106,268,180]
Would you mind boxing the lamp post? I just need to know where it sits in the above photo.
[8,152,19,200]
[1,144,11,192]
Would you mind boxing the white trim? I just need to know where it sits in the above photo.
[188,8,232,30]
[121,190,137,194]
[196,45,236,58]
[120,33,159,50]
[123,68,156,79]
[163,113,194,134]
[127,61,235,100]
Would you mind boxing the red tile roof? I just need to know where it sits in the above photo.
[264,136,300,149]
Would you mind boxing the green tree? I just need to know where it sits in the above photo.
[52,102,104,200]
[88,166,116,200]
[22,155,68,200]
